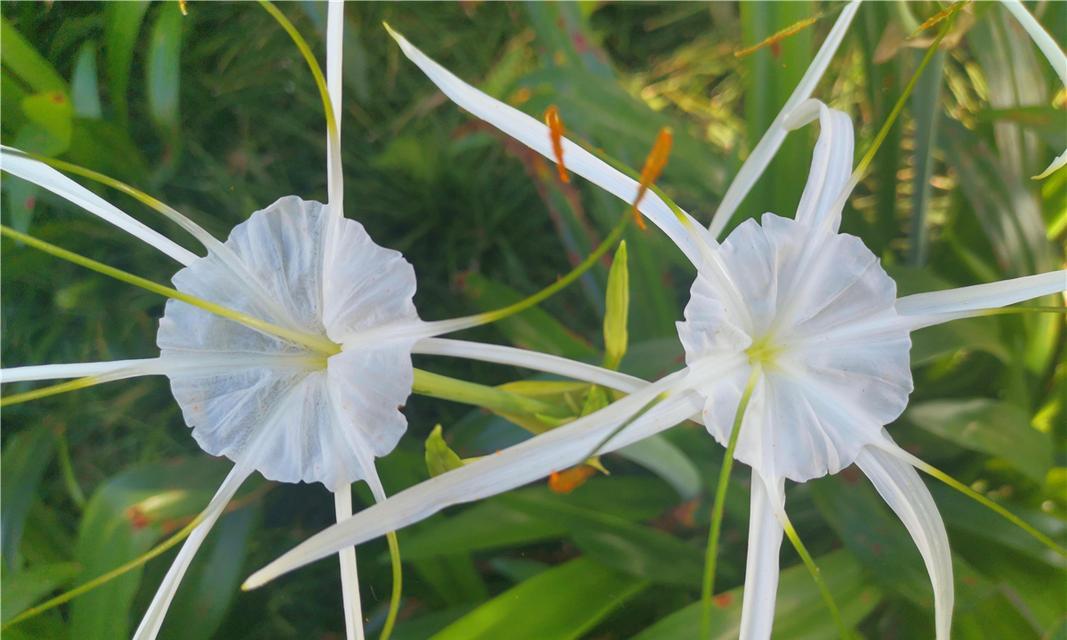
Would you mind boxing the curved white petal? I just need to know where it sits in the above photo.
[384,25,708,267]
[412,338,645,393]
[0,146,198,265]
[784,100,854,232]
[244,372,709,588]
[708,0,862,238]
[133,464,252,640]
[895,269,1066,329]
[334,484,364,640]
[739,471,786,640]
[856,442,953,640]
[326,0,344,215]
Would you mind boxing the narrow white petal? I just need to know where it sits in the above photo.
[244,372,709,588]
[326,0,344,215]
[708,0,861,238]
[412,338,645,393]
[334,484,365,640]
[384,25,708,266]
[133,464,253,640]
[0,357,165,383]
[784,100,854,232]
[739,471,786,640]
[856,442,953,640]
[895,269,1066,329]
[1000,0,1067,87]
[0,146,198,265]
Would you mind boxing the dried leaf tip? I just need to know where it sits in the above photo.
[544,105,570,183]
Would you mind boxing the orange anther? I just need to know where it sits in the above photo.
[548,464,596,494]
[544,105,570,183]
[178,0,188,15]
[630,127,673,230]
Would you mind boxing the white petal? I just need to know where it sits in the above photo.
[856,442,953,640]
[895,269,1066,329]
[412,338,645,393]
[739,471,785,640]
[0,146,198,265]
[334,484,365,640]
[384,25,708,267]
[708,0,861,238]
[0,357,164,383]
[133,464,252,640]
[327,344,413,459]
[244,372,706,588]
[326,0,344,214]
[784,100,854,232]
[1000,0,1067,87]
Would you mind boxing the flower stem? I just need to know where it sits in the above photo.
[780,510,850,640]
[379,532,403,640]
[701,365,760,639]
[0,225,339,356]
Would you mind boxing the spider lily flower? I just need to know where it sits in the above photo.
[245,18,1067,640]
[0,3,634,638]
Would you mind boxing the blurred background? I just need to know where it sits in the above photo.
[2,2,1064,638]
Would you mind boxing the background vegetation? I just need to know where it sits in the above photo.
[2,2,1064,638]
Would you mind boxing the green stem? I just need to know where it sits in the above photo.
[916,460,1067,558]
[412,369,558,417]
[780,511,849,640]
[54,429,86,509]
[379,532,403,640]
[701,365,761,639]
[0,225,339,356]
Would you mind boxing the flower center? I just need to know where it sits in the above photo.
[745,334,782,368]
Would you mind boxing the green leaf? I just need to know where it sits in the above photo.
[0,17,67,93]
[70,458,232,640]
[20,91,73,154]
[907,398,1052,481]
[1,562,81,624]
[603,240,629,370]
[632,550,880,639]
[1,427,56,568]
[146,2,182,136]
[425,425,465,478]
[908,48,945,265]
[617,436,702,500]
[70,41,103,119]
[431,557,647,640]
[105,1,150,124]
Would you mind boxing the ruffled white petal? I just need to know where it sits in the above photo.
[158,196,417,487]
[244,371,710,587]
[784,100,854,232]
[384,25,708,267]
[0,146,198,265]
[412,338,645,393]
[708,0,861,238]
[133,464,253,640]
[895,269,1066,329]
[856,441,953,640]
[738,471,785,640]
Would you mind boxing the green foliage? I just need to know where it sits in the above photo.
[2,2,1064,639]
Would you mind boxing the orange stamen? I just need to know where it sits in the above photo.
[178,0,188,16]
[630,128,673,230]
[544,105,570,183]
[548,465,597,494]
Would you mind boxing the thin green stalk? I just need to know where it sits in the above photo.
[917,460,1067,558]
[1,514,205,630]
[379,532,403,640]
[1,375,105,408]
[0,225,339,356]
[780,511,849,640]
[412,369,557,417]
[701,365,761,639]
[54,429,86,509]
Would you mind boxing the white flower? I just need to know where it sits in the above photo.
[246,10,1066,640]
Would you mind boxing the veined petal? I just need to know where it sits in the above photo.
[326,0,344,215]
[784,100,854,232]
[0,146,198,265]
[739,471,786,640]
[708,0,861,238]
[244,372,707,588]
[412,338,645,393]
[895,269,1066,329]
[856,441,953,640]
[384,26,708,267]
[133,464,253,640]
